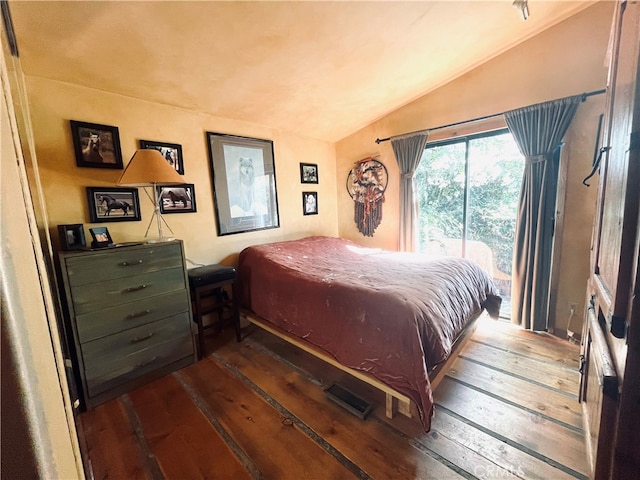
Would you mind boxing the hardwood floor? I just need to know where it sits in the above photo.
[78,317,588,479]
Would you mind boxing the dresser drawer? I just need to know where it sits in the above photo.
[82,312,192,394]
[66,243,183,286]
[81,311,191,362]
[58,240,196,409]
[76,290,191,343]
[85,332,193,398]
[72,267,186,315]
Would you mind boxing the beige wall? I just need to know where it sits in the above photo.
[27,77,338,267]
[335,2,612,332]
[554,97,603,334]
[26,2,612,333]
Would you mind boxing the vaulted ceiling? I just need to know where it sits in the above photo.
[9,1,595,142]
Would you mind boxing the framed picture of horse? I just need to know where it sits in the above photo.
[86,187,141,223]
[71,120,123,169]
[139,139,184,175]
[156,184,196,214]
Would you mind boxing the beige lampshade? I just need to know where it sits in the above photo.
[117,149,184,186]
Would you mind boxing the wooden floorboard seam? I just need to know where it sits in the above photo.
[458,354,579,399]
[79,323,590,479]
[209,352,373,480]
[243,333,323,387]
[120,394,165,480]
[434,404,588,480]
[172,371,265,480]
[443,375,583,434]
[241,326,586,478]
[408,439,477,480]
[214,342,510,480]
[468,338,579,373]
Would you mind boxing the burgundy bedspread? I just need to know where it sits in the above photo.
[236,236,501,431]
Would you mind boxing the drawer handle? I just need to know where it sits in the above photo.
[135,356,158,368]
[128,309,151,319]
[125,284,147,293]
[131,332,154,343]
[121,260,143,266]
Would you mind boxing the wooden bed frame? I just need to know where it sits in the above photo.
[241,308,483,420]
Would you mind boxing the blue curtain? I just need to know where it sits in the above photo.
[391,131,429,251]
[505,95,582,330]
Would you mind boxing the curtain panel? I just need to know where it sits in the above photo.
[505,95,582,331]
[391,132,429,252]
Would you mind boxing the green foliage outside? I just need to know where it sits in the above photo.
[414,132,524,276]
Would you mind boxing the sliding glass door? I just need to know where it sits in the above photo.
[415,129,524,318]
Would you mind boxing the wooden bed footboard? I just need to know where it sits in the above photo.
[241,309,483,421]
[427,311,483,390]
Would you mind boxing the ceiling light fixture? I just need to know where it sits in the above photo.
[513,0,529,21]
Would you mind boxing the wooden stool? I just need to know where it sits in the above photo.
[188,264,241,359]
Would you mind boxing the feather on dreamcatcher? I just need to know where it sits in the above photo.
[346,157,388,237]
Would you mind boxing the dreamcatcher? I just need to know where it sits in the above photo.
[346,157,388,237]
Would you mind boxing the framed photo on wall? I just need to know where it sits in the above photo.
[86,187,141,223]
[302,191,318,215]
[157,184,197,214]
[139,139,184,175]
[300,163,318,184]
[206,132,280,236]
[70,120,123,169]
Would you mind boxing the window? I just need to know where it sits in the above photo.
[415,129,524,318]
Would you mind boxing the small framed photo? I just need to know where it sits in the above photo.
[157,184,197,214]
[86,187,141,223]
[70,120,123,169]
[302,191,318,215]
[88,226,113,248]
[139,140,184,175]
[300,163,318,184]
[57,224,86,251]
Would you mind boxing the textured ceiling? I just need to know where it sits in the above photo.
[9,1,594,142]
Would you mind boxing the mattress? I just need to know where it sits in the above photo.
[236,236,501,430]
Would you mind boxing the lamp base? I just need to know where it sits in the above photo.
[146,236,175,244]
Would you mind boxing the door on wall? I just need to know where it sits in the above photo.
[579,0,640,478]
[414,129,524,318]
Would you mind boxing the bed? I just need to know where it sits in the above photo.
[236,236,502,431]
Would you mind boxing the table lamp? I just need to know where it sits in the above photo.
[117,149,184,242]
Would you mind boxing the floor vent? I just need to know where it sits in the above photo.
[324,383,373,420]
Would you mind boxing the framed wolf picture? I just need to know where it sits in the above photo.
[205,132,280,236]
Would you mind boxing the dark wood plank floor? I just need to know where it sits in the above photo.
[79,317,588,479]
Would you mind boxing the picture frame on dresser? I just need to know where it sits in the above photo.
[70,120,123,169]
[57,224,87,250]
[86,187,141,222]
[88,226,113,248]
[139,139,184,175]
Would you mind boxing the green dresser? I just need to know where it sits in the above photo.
[58,240,196,409]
